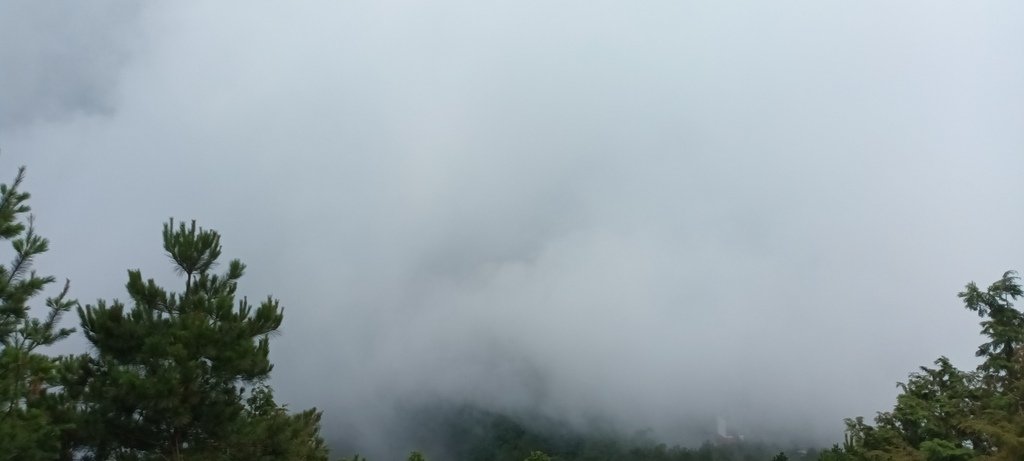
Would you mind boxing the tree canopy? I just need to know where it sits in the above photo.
[838,272,1024,461]
[0,163,329,461]
[0,167,77,461]
[74,219,328,460]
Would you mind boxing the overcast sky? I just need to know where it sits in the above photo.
[3,0,1024,456]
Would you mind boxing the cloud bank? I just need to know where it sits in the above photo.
[3,1,1024,457]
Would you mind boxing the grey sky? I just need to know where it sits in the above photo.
[3,1,1024,456]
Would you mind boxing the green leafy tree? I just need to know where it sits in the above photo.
[0,166,78,461]
[840,271,1024,461]
[956,272,1024,460]
[77,219,327,460]
[961,272,1024,380]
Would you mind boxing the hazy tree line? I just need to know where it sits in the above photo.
[347,402,829,461]
[2,163,1022,461]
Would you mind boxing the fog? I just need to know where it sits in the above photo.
[3,1,1024,457]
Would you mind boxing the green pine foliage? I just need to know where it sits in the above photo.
[0,166,79,461]
[221,383,330,460]
[75,219,328,460]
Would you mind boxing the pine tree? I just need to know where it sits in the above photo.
[0,166,78,461]
[77,219,327,460]
[221,382,330,460]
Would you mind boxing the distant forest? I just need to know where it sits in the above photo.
[3,164,1022,460]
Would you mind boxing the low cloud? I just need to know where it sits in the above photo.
[3,1,1024,457]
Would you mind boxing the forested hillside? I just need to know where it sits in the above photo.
[330,402,825,461]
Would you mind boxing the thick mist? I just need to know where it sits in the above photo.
[3,1,1024,458]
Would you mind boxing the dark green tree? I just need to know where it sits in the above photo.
[77,219,327,460]
[524,451,552,461]
[960,271,1024,384]
[0,166,78,461]
[816,445,856,461]
[955,272,1024,459]
[220,382,330,460]
[840,271,1024,461]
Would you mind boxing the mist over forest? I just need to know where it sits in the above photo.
[2,2,1023,460]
